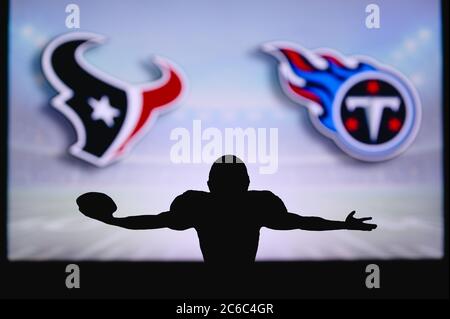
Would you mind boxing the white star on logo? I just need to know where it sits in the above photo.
[87,96,121,127]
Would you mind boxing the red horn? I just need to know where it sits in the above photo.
[115,57,183,155]
[142,58,183,108]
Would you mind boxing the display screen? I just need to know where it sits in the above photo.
[7,0,444,261]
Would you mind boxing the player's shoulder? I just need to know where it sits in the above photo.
[173,190,209,202]
[248,190,287,210]
[170,190,209,211]
[247,190,282,202]
[181,190,209,197]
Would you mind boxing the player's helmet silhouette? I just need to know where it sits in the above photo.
[207,155,250,195]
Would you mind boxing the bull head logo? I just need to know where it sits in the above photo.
[42,32,185,166]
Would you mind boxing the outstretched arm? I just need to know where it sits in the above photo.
[98,211,188,230]
[265,211,377,231]
[76,192,192,230]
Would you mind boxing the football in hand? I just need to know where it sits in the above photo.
[76,192,117,221]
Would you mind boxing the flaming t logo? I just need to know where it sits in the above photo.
[42,32,185,166]
[263,42,421,161]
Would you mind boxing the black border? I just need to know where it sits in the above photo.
[0,0,448,299]
[1,0,9,266]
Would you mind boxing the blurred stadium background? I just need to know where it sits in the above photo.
[7,0,443,260]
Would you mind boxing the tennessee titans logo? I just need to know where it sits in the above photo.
[42,32,185,166]
[263,42,421,161]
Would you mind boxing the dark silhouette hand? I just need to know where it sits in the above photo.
[345,211,377,231]
[76,192,117,222]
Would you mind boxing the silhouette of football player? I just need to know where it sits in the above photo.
[77,155,377,264]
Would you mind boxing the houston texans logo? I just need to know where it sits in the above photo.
[263,42,421,161]
[42,32,185,166]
